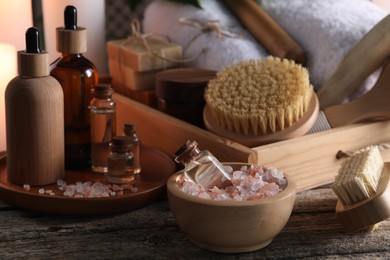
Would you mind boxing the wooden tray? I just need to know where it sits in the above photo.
[0,146,176,215]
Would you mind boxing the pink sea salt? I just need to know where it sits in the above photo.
[177,165,287,201]
[24,179,139,198]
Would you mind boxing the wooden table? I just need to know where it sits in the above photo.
[1,186,389,259]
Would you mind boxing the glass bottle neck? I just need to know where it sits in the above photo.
[61,53,83,60]
[175,146,201,165]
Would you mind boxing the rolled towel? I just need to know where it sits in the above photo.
[143,0,268,71]
[258,0,388,100]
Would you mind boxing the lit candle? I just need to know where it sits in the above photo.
[0,43,17,151]
[0,1,33,152]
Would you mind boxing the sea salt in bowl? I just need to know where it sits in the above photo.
[167,163,296,253]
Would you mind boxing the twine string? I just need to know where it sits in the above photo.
[178,17,244,39]
[119,18,244,68]
[120,19,206,65]
[336,141,390,159]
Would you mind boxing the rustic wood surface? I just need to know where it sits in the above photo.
[0,186,389,259]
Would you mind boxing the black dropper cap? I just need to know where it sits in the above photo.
[18,27,49,77]
[64,5,77,30]
[25,27,41,53]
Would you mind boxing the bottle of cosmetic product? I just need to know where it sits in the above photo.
[51,5,99,169]
[5,27,64,185]
[175,140,232,189]
[90,84,116,173]
[123,123,141,175]
[107,136,134,184]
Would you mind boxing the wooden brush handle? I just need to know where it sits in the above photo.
[223,0,306,65]
[318,14,390,109]
[324,60,390,128]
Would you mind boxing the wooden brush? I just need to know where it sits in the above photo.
[204,56,313,135]
[331,146,390,232]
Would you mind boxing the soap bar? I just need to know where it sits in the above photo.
[107,37,182,72]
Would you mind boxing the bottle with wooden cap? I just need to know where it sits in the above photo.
[5,27,64,185]
[51,5,99,169]
[107,136,134,184]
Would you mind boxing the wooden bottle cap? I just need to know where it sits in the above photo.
[56,5,87,54]
[56,27,87,54]
[18,27,49,77]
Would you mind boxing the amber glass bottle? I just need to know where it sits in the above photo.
[50,5,99,169]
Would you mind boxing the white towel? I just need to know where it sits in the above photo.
[258,0,388,100]
[143,0,268,71]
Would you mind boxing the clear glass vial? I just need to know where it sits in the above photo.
[107,136,134,184]
[174,140,232,189]
[90,84,116,173]
[123,123,141,175]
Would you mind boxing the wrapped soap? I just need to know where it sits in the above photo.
[107,20,183,95]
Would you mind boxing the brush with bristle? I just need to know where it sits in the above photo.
[204,56,313,135]
[331,146,390,232]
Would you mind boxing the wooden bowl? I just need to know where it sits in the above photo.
[166,163,297,253]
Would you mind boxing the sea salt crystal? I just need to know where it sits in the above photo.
[27,178,140,198]
[23,184,30,191]
[177,164,286,201]
[53,179,139,198]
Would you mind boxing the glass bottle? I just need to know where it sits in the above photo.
[123,123,141,175]
[50,5,99,169]
[174,140,232,189]
[90,84,116,173]
[107,136,134,184]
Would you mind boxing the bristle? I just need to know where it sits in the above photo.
[205,56,313,134]
[331,146,384,206]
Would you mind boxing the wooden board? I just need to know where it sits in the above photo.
[251,121,390,192]
[115,93,390,192]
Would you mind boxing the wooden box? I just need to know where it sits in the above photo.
[115,93,390,192]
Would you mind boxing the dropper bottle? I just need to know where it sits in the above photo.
[5,27,65,185]
[50,5,99,169]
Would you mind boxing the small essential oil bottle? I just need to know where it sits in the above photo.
[90,84,116,173]
[107,136,134,184]
[50,5,99,169]
[175,140,232,189]
[123,123,141,175]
